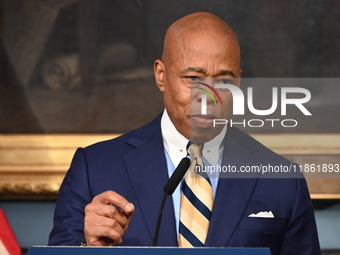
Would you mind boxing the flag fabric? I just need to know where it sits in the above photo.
[0,208,21,255]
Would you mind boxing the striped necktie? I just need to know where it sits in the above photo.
[178,143,214,247]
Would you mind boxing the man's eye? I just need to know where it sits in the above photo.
[216,78,235,84]
[187,76,200,81]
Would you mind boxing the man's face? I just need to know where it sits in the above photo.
[155,31,242,143]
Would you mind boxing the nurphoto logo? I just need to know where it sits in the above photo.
[192,79,312,128]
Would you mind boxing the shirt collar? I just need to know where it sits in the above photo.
[202,124,227,166]
[161,109,189,168]
[161,109,227,167]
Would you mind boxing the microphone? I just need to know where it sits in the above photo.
[152,157,191,246]
[163,157,191,195]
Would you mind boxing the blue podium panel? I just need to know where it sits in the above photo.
[28,246,271,255]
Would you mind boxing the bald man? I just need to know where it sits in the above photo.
[49,13,321,255]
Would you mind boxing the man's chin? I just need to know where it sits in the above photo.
[189,125,224,144]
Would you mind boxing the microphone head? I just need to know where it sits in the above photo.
[163,157,191,195]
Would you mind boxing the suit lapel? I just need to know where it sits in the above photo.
[123,116,178,246]
[205,127,260,247]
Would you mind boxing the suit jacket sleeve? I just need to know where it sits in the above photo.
[48,148,91,245]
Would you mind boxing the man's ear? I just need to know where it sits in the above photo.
[154,59,165,92]
[236,68,242,87]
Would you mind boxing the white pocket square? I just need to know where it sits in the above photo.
[248,211,274,218]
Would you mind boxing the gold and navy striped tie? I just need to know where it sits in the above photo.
[178,143,214,247]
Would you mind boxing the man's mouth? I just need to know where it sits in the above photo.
[190,114,218,128]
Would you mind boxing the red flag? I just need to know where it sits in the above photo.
[0,208,21,255]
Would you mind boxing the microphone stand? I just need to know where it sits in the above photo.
[151,157,190,246]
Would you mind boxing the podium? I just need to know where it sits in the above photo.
[28,246,271,255]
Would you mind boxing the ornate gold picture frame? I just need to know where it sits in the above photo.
[1,134,339,200]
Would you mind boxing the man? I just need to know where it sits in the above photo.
[49,12,321,254]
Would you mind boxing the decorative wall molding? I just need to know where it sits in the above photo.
[0,134,339,199]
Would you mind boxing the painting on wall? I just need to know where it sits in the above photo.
[1,0,339,133]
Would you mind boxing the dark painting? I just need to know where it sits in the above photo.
[1,0,339,133]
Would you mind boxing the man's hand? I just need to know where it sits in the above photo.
[84,191,135,246]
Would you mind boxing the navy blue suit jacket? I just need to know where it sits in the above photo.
[49,114,321,255]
